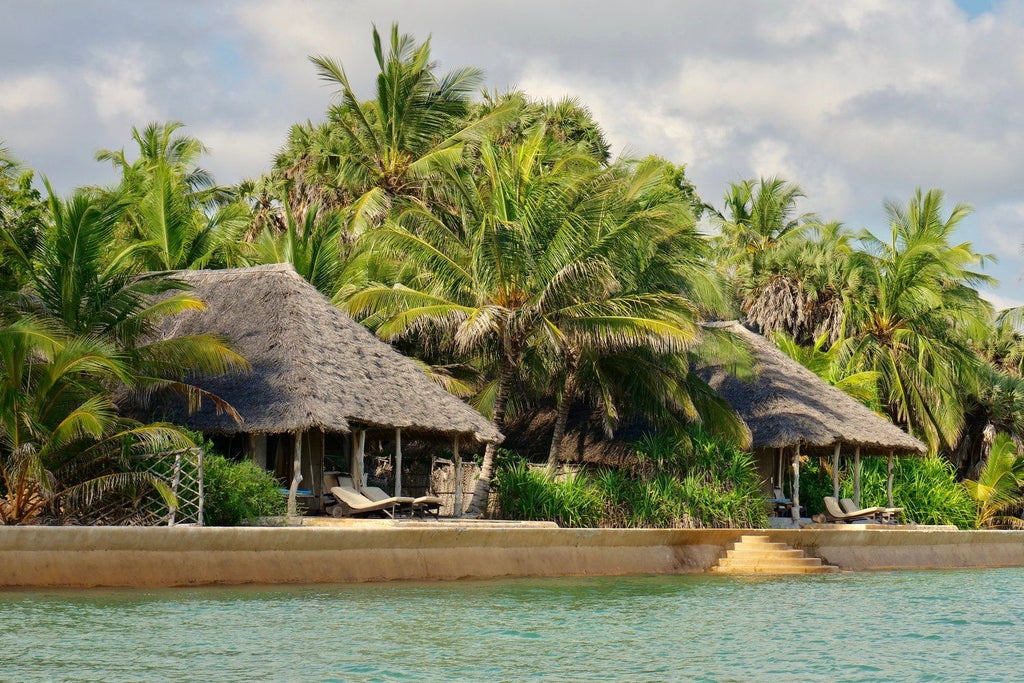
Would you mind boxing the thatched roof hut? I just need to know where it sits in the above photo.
[152,264,500,444]
[701,322,925,455]
[700,321,926,517]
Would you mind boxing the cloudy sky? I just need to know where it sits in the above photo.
[2,0,1023,306]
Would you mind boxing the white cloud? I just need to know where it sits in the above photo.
[0,73,65,113]
[980,289,1024,312]
[83,47,156,125]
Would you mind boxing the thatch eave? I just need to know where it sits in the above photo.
[699,321,926,456]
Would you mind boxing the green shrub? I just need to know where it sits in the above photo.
[203,454,287,526]
[801,454,976,528]
[494,428,770,529]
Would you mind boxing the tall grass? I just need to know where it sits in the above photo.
[493,430,769,529]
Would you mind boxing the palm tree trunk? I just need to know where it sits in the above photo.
[546,374,576,473]
[466,363,514,516]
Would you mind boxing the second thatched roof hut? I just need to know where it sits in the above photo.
[700,321,926,518]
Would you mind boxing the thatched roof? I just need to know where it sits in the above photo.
[149,264,501,443]
[700,321,926,455]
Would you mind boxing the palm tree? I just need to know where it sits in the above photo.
[743,221,862,343]
[711,176,813,280]
[1,186,247,417]
[964,432,1024,528]
[842,189,994,452]
[345,130,726,511]
[0,316,187,524]
[300,25,516,220]
[252,201,345,295]
[97,122,250,270]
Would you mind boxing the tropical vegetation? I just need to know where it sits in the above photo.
[1,22,1022,527]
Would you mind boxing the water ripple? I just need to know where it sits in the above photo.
[1,568,1023,681]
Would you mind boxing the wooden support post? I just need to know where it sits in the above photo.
[357,430,367,491]
[453,435,462,518]
[853,446,862,508]
[777,448,783,490]
[791,445,801,522]
[832,443,841,500]
[394,428,403,498]
[887,450,895,508]
[288,430,304,519]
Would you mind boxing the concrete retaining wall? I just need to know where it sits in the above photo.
[0,526,1021,588]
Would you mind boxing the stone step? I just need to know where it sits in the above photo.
[738,535,773,544]
[712,564,839,575]
[711,535,841,575]
[729,541,790,552]
[717,556,825,568]
[726,548,807,560]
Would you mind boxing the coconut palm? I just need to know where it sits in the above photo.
[252,201,346,296]
[842,189,994,452]
[711,176,813,280]
[345,130,727,511]
[964,432,1024,529]
[1,186,247,416]
[304,25,518,219]
[97,122,250,270]
[0,316,187,524]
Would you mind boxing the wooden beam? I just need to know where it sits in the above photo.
[453,435,462,518]
[887,450,895,508]
[853,446,862,508]
[394,428,403,498]
[832,443,841,500]
[288,430,304,519]
[791,444,801,523]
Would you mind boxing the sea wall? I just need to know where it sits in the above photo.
[0,526,1021,588]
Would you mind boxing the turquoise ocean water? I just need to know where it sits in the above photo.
[1,568,1022,681]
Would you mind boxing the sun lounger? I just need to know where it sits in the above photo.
[823,496,884,523]
[363,485,416,514]
[841,498,902,523]
[330,485,403,518]
[364,485,441,518]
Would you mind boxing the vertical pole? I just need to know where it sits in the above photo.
[887,450,895,508]
[197,446,204,527]
[777,448,783,492]
[791,444,801,522]
[288,431,304,519]
[168,449,182,527]
[394,428,403,498]
[853,446,862,508]
[453,435,463,518]
[832,443,841,500]
[357,430,367,491]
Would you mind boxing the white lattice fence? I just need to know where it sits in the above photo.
[80,448,204,526]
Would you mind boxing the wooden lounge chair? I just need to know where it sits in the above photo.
[329,485,402,518]
[363,485,416,516]
[841,497,902,524]
[823,496,884,523]
[364,485,442,518]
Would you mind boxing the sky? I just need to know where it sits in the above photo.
[2,0,1023,307]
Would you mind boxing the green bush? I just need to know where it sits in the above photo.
[801,454,976,529]
[494,428,769,529]
[203,454,287,526]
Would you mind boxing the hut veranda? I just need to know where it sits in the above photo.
[148,264,501,516]
[701,322,926,520]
